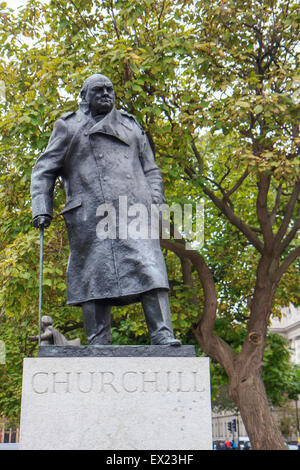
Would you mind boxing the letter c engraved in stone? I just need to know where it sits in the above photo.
[122,371,138,393]
[32,372,48,394]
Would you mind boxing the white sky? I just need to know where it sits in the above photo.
[7,0,28,9]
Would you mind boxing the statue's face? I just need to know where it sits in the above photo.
[41,321,50,331]
[86,77,115,115]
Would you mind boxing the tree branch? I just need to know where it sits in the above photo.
[157,0,165,30]
[68,0,99,44]
[109,0,120,40]
[204,175,227,198]
[160,239,237,377]
[279,206,300,254]
[274,181,300,247]
[256,172,274,250]
[203,186,264,253]
[272,246,300,284]
[179,256,197,305]
[225,167,249,200]
[270,184,282,225]
[219,167,231,187]
[160,239,215,326]
[190,137,204,175]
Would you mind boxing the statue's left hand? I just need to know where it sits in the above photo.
[32,215,52,229]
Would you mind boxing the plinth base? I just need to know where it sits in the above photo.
[19,355,212,450]
[38,344,196,357]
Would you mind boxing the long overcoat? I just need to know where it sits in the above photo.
[31,106,169,306]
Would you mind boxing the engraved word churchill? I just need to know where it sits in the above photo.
[31,369,206,395]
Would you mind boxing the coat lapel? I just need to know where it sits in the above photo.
[87,107,131,146]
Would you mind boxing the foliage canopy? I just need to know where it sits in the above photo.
[0,1,299,439]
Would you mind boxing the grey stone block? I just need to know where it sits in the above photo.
[19,356,212,450]
[38,344,196,357]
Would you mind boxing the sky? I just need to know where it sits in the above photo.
[7,0,49,8]
[7,0,27,9]
[7,0,48,10]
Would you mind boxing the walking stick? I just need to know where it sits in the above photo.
[38,226,44,346]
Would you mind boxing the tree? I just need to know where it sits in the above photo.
[0,0,299,449]
[212,334,300,411]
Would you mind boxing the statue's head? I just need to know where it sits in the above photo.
[80,73,115,116]
[41,315,52,329]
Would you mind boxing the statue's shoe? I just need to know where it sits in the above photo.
[152,337,182,347]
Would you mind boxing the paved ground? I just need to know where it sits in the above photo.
[0,443,19,450]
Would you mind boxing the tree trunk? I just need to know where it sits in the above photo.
[195,319,287,449]
[195,279,288,450]
[228,275,287,450]
[229,364,287,450]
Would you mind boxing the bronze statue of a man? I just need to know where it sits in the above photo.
[31,73,181,347]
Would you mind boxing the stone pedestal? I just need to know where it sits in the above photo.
[19,350,212,450]
[38,344,197,357]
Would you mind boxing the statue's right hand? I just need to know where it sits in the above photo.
[32,215,52,229]
[28,335,38,342]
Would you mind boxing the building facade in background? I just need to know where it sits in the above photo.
[212,304,300,444]
[0,420,19,444]
[269,304,300,364]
